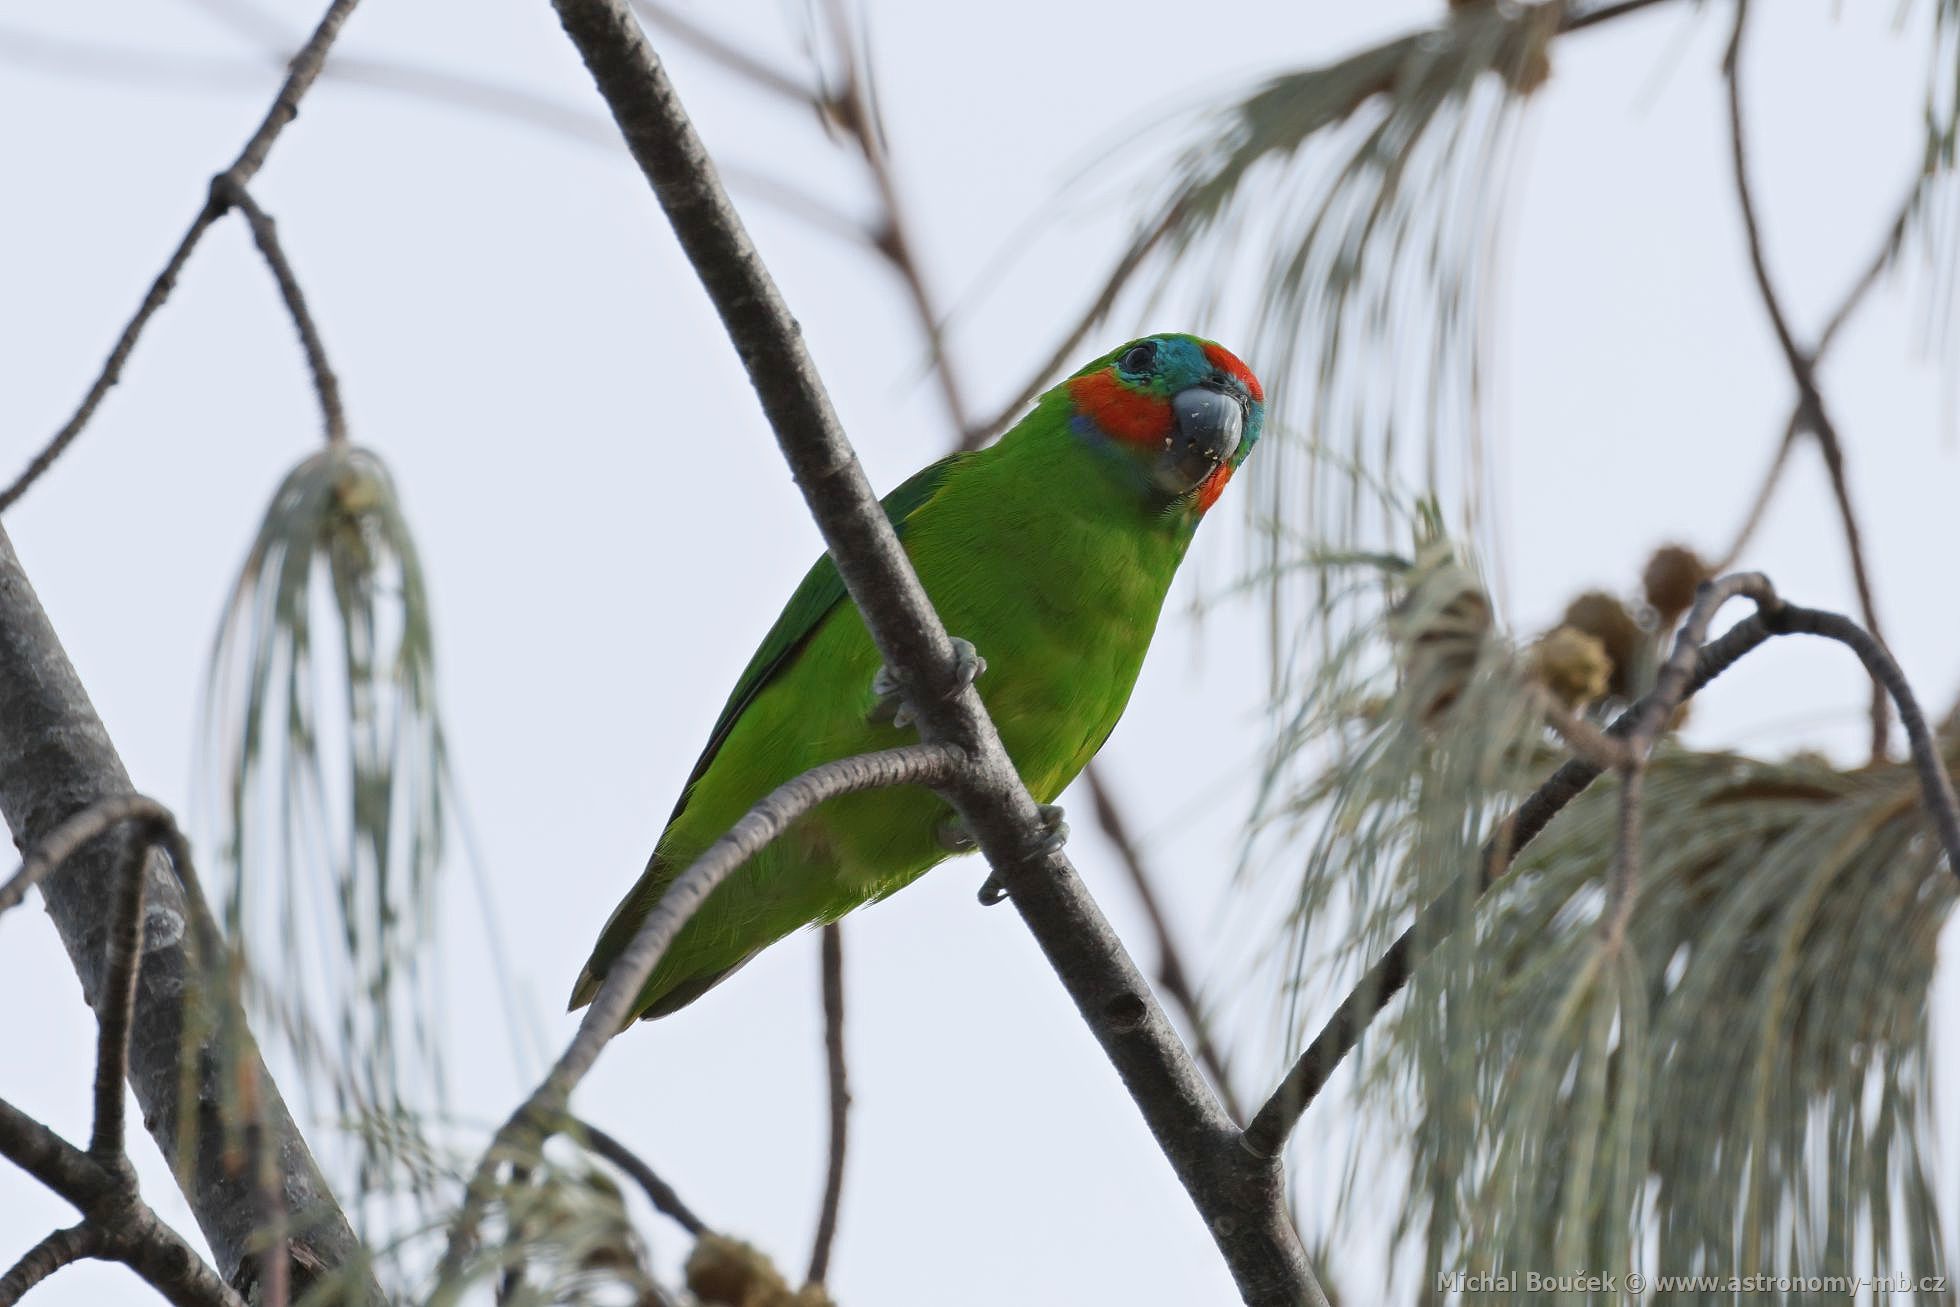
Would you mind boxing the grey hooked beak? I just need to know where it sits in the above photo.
[1156,385,1245,494]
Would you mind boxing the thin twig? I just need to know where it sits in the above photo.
[1537,696,1632,772]
[640,0,979,442]
[970,207,1183,442]
[807,0,975,448]
[1713,412,1797,572]
[211,179,347,443]
[0,794,173,918]
[1775,604,1960,873]
[442,745,969,1279]
[632,0,816,106]
[1602,761,1645,947]
[1724,0,1890,760]
[1608,573,1780,943]
[558,1116,708,1236]
[493,1162,532,1307]
[0,1225,97,1307]
[0,1099,113,1218]
[1715,178,1912,571]
[0,0,362,513]
[1631,573,1780,746]
[90,820,169,1162]
[806,923,849,1285]
[1816,188,1912,357]
[500,6,1326,1297]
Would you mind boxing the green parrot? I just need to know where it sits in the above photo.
[572,333,1264,1020]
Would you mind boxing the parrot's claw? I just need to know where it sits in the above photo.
[868,637,986,729]
[975,805,1068,906]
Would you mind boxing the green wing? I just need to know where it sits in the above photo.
[571,453,973,1013]
[667,451,970,823]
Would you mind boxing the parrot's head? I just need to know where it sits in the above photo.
[1061,333,1264,515]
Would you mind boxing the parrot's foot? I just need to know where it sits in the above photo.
[975,804,1067,906]
[868,637,986,729]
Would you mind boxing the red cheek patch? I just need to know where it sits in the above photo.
[1194,463,1233,514]
[1202,342,1263,403]
[1068,372,1173,447]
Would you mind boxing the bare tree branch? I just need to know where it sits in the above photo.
[0,1224,97,1307]
[1713,411,1797,572]
[803,0,976,450]
[1536,694,1633,772]
[0,1099,246,1307]
[558,1116,709,1236]
[631,0,815,106]
[528,6,1325,1299]
[805,923,849,1287]
[1606,573,1781,943]
[89,817,171,1163]
[970,207,1183,445]
[0,0,361,514]
[1083,767,1245,1122]
[1715,173,1912,570]
[443,745,969,1277]
[0,526,377,1300]
[0,795,171,919]
[1724,0,1890,760]
[0,1102,110,1230]
[1775,604,1960,865]
[211,178,347,444]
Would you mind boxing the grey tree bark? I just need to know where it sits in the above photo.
[0,525,378,1303]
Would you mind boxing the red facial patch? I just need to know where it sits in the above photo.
[1194,463,1234,514]
[1202,342,1263,403]
[1067,372,1173,448]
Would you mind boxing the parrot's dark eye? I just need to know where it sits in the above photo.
[1118,342,1157,375]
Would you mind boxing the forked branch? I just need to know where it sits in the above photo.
[0,525,376,1300]
[806,923,850,1287]
[0,800,255,1307]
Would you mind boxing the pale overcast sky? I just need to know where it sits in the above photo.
[1,2,1953,1304]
